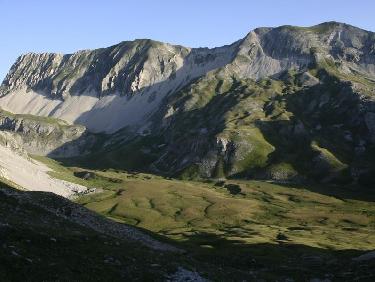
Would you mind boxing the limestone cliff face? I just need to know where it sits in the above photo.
[1,40,236,98]
[230,22,375,79]
[0,110,98,157]
[1,22,374,134]
[3,22,373,97]
[0,39,238,133]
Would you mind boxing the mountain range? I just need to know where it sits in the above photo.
[1,21,375,281]
[1,21,374,186]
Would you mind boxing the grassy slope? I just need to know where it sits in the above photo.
[1,179,244,281]
[33,155,375,280]
[0,182,171,281]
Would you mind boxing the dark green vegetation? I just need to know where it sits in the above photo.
[5,169,374,282]
[27,156,375,281]
[0,180,225,281]
[167,66,374,184]
[0,181,170,281]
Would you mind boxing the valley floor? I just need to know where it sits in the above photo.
[27,155,375,281]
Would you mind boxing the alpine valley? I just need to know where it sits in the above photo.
[1,22,375,281]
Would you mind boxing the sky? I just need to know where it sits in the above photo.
[1,0,374,81]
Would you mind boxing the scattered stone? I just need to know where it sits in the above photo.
[11,250,20,257]
[166,267,208,282]
[103,256,121,266]
[74,171,96,180]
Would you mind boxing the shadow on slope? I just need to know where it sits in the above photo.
[254,70,375,190]
[2,180,374,281]
[48,76,243,175]
[178,231,375,281]
[0,183,189,281]
[48,71,375,203]
[71,40,239,133]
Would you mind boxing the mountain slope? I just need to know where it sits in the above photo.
[0,131,89,197]
[1,21,375,281]
[2,22,374,134]
[0,39,238,133]
[66,66,375,184]
[149,67,375,183]
[1,21,375,184]
[0,109,100,157]
[0,182,214,281]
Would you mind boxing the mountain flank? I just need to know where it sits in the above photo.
[1,21,375,184]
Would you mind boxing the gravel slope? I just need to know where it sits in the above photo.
[0,141,87,197]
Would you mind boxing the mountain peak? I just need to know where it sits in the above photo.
[1,22,374,134]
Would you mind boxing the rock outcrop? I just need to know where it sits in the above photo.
[0,39,238,133]
[1,22,374,134]
[1,21,375,184]
[0,110,98,157]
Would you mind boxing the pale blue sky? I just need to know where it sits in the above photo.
[1,0,374,81]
